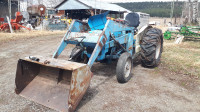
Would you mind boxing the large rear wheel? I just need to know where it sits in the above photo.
[116,52,132,83]
[140,28,163,67]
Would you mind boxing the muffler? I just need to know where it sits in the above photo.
[15,56,92,112]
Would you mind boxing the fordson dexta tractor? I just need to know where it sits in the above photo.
[15,12,163,112]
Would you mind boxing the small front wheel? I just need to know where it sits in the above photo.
[116,52,132,83]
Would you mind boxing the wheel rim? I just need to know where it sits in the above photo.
[124,58,132,78]
[155,39,161,59]
[164,31,171,40]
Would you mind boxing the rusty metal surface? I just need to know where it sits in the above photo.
[20,66,71,112]
[95,31,107,49]
[15,59,40,94]
[68,65,92,111]
[27,4,46,16]
[15,57,92,112]
[24,56,87,71]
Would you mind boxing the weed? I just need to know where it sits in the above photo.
[162,40,200,77]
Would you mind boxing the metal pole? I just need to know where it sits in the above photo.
[197,0,199,22]
[95,0,96,15]
[189,0,191,23]
[170,0,175,25]
[10,0,11,19]
[7,16,13,33]
[8,0,9,17]
[18,0,20,11]
[8,0,11,19]
[174,0,178,25]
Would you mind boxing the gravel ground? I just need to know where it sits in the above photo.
[0,35,200,112]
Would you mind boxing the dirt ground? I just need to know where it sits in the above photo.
[0,35,200,112]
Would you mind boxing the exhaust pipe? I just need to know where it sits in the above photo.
[15,56,92,112]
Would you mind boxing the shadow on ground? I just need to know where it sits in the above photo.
[75,61,117,111]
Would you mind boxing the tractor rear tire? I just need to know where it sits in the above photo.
[116,52,132,83]
[140,28,163,68]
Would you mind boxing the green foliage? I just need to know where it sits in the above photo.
[115,2,184,17]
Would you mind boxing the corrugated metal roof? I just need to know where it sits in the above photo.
[20,0,64,10]
[79,0,130,12]
[56,0,130,12]
[57,0,89,10]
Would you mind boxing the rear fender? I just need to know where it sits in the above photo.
[135,25,152,53]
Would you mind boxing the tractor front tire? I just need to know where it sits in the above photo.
[116,52,132,83]
[140,28,163,68]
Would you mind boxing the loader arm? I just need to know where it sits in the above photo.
[53,20,89,58]
[87,20,134,68]
[53,13,134,68]
[52,20,75,58]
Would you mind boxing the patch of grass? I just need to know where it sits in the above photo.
[0,30,66,43]
[181,82,186,86]
[162,40,200,77]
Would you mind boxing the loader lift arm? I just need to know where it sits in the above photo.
[53,14,134,68]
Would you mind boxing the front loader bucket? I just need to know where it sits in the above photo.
[15,56,92,112]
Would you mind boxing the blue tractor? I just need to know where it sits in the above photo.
[15,12,163,112]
